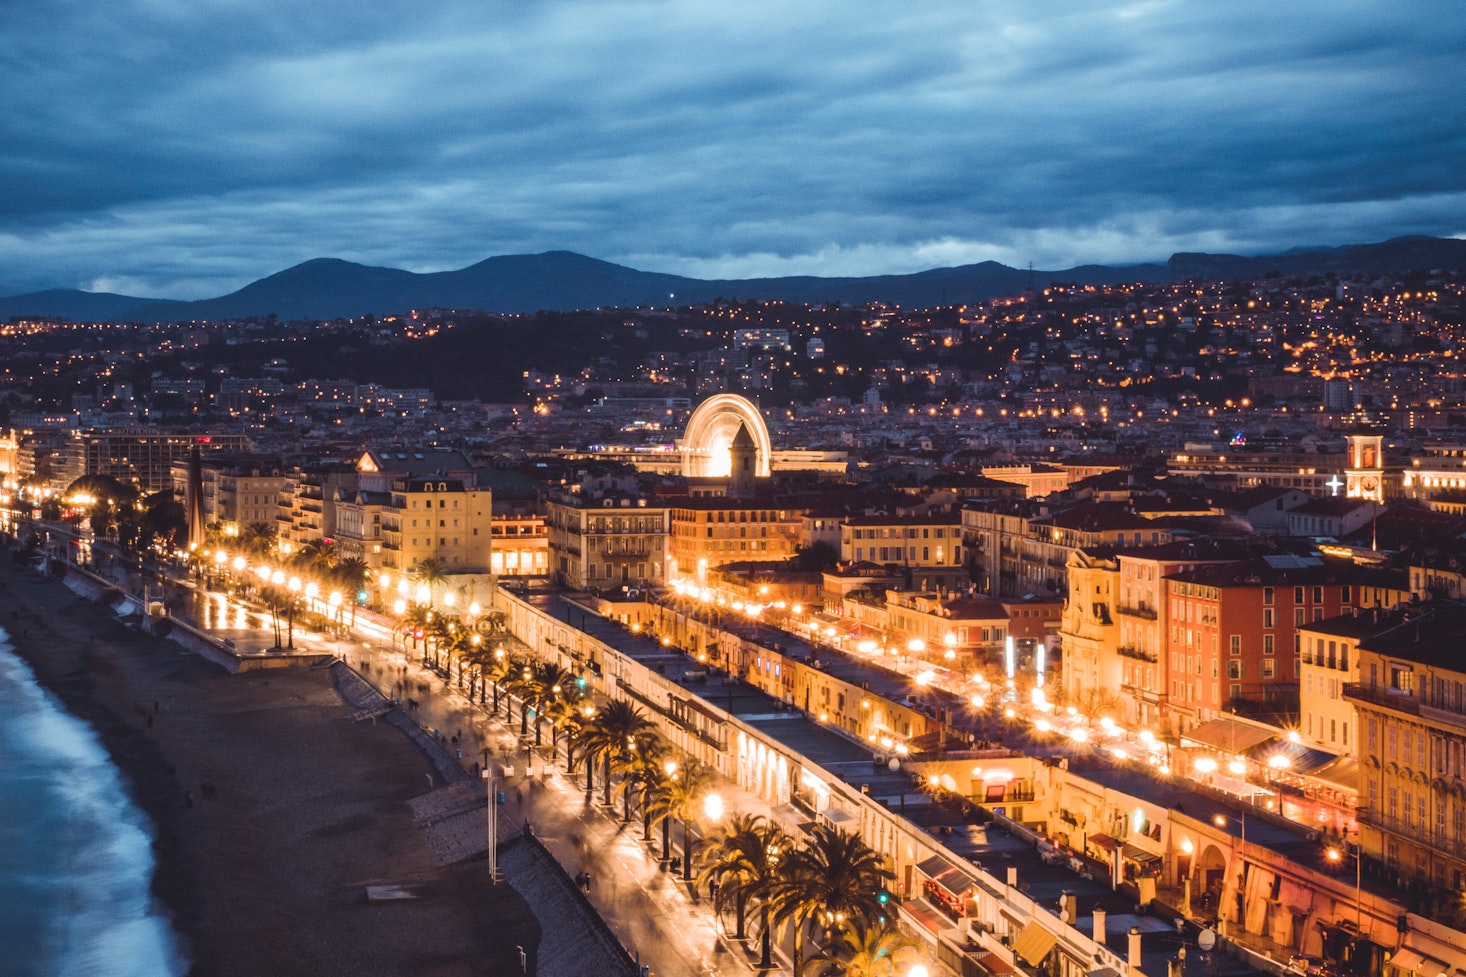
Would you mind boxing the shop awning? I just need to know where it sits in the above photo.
[1013,922,1058,967]
[1121,844,1160,865]
[1088,833,1117,852]
[975,953,1015,975]
[1182,717,1275,754]
[1390,949,1424,972]
[917,855,977,897]
[1249,740,1337,774]
[1308,756,1359,793]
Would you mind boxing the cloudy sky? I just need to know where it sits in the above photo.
[2,0,1463,299]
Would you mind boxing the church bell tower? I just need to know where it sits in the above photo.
[1344,429,1384,504]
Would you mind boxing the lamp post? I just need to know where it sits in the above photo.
[1214,812,1246,935]
[286,576,301,648]
[1327,843,1362,930]
[661,759,677,863]
[484,767,499,885]
[685,791,723,883]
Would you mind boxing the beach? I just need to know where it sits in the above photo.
[0,554,540,977]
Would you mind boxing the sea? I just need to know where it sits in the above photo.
[0,628,186,977]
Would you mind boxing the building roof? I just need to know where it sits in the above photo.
[1165,554,1359,587]
[1357,602,1466,670]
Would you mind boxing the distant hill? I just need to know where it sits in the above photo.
[0,288,159,322]
[2,234,1464,323]
[1168,235,1466,281]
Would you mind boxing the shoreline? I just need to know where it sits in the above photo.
[0,553,540,977]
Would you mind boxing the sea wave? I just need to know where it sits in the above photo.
[0,632,186,977]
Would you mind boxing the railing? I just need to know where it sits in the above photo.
[1342,683,1420,715]
[1357,809,1466,860]
[1117,645,1159,663]
[1117,603,1158,620]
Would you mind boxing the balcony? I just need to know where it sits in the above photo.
[1117,645,1159,663]
[1117,603,1158,621]
[1342,683,1419,715]
[1358,809,1466,862]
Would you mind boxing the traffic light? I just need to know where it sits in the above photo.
[576,674,588,690]
[877,889,890,905]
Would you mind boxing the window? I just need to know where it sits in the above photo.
[1230,635,1241,655]
[1295,608,1305,627]
[1264,635,1274,655]
[1262,659,1276,679]
[1263,587,1274,605]
[1294,586,1305,604]
[1227,661,1244,679]
[1263,608,1275,628]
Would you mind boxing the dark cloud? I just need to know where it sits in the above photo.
[1,0,1463,297]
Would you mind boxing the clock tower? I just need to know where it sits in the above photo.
[1345,429,1384,503]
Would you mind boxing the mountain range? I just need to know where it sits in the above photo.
[3,235,1464,323]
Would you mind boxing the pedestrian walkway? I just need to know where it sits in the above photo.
[128,565,941,977]
[360,640,772,977]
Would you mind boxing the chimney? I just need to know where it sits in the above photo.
[1093,906,1107,945]
[1128,927,1142,969]
[1007,865,1018,887]
[1061,891,1077,924]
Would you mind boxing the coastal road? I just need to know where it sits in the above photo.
[353,639,766,977]
[155,574,770,976]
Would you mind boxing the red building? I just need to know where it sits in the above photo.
[1163,555,1363,731]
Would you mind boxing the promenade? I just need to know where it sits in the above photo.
[125,561,820,977]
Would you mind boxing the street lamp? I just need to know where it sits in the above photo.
[1327,844,1362,928]
[660,759,678,863]
[1214,812,1246,934]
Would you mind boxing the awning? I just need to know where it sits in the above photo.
[770,803,805,831]
[1182,717,1276,754]
[1391,949,1424,973]
[1013,922,1058,967]
[1309,756,1359,793]
[975,953,1015,975]
[1249,740,1337,774]
[917,855,977,897]
[822,806,855,825]
[1121,844,1160,864]
[1088,833,1117,851]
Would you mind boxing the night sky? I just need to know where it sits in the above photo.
[3,0,1463,299]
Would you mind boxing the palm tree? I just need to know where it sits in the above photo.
[409,557,449,608]
[294,536,337,577]
[504,659,538,736]
[526,662,573,746]
[240,522,277,559]
[398,604,432,658]
[424,613,456,671]
[611,730,667,827]
[483,646,514,715]
[800,922,921,977]
[646,758,716,882]
[540,690,584,766]
[698,813,789,955]
[767,824,895,976]
[577,699,654,806]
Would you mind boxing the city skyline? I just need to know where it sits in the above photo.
[4,0,1464,300]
